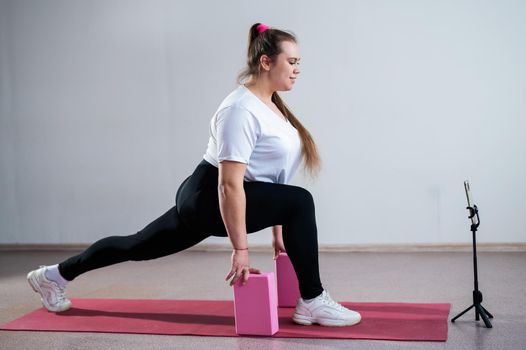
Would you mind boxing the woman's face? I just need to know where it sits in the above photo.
[268,40,301,91]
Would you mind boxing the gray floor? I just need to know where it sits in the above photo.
[0,250,525,350]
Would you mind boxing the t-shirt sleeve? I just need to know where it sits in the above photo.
[216,105,260,164]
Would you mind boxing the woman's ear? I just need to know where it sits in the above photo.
[260,55,272,72]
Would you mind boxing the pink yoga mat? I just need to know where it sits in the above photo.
[1,298,450,341]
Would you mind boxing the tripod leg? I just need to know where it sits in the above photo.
[480,305,494,319]
[475,304,492,328]
[451,304,475,322]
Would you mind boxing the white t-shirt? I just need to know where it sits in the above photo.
[203,84,302,184]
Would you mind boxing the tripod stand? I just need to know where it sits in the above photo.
[451,204,494,328]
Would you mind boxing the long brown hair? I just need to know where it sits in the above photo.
[236,23,321,179]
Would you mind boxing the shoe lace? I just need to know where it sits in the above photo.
[55,285,67,303]
[39,266,68,305]
[321,291,345,311]
[48,278,67,303]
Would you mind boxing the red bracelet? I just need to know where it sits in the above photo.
[234,247,248,250]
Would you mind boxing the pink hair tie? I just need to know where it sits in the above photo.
[256,23,269,33]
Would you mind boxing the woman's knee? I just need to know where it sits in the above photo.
[288,186,315,215]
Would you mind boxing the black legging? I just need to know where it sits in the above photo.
[58,159,324,299]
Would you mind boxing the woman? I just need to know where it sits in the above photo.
[27,23,361,327]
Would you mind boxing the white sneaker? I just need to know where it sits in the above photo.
[27,265,72,312]
[292,290,361,327]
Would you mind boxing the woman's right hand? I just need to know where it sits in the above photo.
[225,249,261,286]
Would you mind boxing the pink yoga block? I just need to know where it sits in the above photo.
[275,252,301,307]
[232,272,279,336]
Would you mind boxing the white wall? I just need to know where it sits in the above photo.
[1,0,525,246]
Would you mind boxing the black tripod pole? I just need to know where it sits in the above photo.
[451,205,494,328]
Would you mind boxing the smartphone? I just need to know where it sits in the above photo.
[464,180,479,225]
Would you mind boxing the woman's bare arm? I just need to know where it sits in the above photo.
[218,160,248,250]
[219,160,260,286]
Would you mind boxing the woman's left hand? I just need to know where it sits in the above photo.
[272,234,286,260]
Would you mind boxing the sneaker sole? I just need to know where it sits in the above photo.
[27,270,71,313]
[292,313,361,327]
